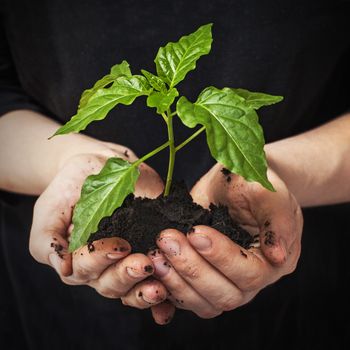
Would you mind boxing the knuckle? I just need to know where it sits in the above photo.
[96,286,121,299]
[165,277,184,295]
[60,276,80,286]
[181,262,201,280]
[239,273,263,292]
[74,265,97,281]
[121,297,130,306]
[217,295,242,312]
[197,310,222,319]
[171,254,201,280]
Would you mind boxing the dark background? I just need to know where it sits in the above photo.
[1,0,350,349]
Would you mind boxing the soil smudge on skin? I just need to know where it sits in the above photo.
[51,242,64,258]
[264,231,276,246]
[240,250,248,258]
[89,182,253,254]
[87,242,95,253]
[144,265,154,273]
[221,167,232,183]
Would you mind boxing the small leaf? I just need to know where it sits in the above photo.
[177,87,274,191]
[141,69,167,93]
[147,88,179,114]
[52,75,151,136]
[155,23,213,88]
[79,61,132,109]
[69,158,140,252]
[230,88,283,110]
[110,61,132,77]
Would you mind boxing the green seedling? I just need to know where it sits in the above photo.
[52,24,283,252]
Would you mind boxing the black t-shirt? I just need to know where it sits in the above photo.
[1,1,349,349]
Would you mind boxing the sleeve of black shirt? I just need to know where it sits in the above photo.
[0,16,47,118]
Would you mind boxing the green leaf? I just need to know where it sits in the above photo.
[146,88,179,114]
[79,61,131,109]
[51,75,151,137]
[69,158,140,252]
[110,61,132,77]
[155,23,213,88]
[141,69,167,93]
[176,87,274,191]
[230,88,283,110]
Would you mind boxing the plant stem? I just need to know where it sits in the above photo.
[161,112,168,123]
[170,111,177,117]
[133,140,170,167]
[175,126,205,152]
[163,109,176,196]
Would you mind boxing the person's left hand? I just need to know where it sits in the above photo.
[148,163,303,319]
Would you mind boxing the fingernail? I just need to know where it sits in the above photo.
[158,237,180,256]
[153,258,171,277]
[107,253,123,260]
[144,265,154,274]
[140,293,156,304]
[189,234,212,251]
[48,253,61,273]
[126,267,146,278]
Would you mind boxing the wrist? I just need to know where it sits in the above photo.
[264,141,307,205]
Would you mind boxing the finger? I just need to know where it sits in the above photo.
[151,301,176,325]
[120,279,167,309]
[89,253,154,297]
[148,249,220,318]
[156,230,244,313]
[187,225,277,291]
[134,162,164,198]
[69,237,131,283]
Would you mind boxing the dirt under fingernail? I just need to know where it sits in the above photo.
[87,242,95,253]
[144,265,154,273]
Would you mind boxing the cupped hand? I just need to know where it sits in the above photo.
[149,163,303,319]
[29,143,172,317]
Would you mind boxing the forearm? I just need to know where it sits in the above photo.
[0,110,115,195]
[265,113,350,207]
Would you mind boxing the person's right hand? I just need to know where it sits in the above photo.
[29,142,173,318]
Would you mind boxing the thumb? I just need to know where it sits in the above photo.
[190,166,220,209]
[134,162,164,199]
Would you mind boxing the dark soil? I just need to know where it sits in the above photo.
[89,181,253,254]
